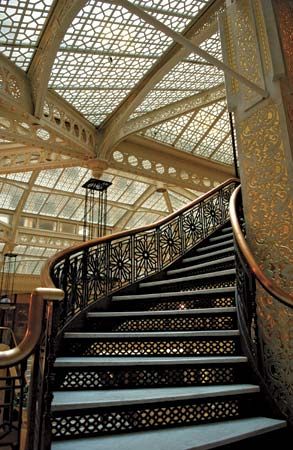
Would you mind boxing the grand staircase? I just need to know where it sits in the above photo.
[49,222,287,449]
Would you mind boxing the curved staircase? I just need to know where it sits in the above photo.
[50,223,287,450]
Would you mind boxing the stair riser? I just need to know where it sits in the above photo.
[195,239,234,253]
[51,395,259,440]
[113,294,235,312]
[183,248,235,265]
[86,313,237,332]
[53,363,250,391]
[61,336,241,357]
[168,259,235,277]
[208,233,234,243]
[139,275,236,294]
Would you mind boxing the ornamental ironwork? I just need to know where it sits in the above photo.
[50,179,239,332]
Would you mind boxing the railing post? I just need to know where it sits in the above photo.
[25,289,64,450]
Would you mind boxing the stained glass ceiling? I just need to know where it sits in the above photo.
[0,0,235,277]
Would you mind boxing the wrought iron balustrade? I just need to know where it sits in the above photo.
[43,178,239,333]
[0,328,25,450]
[0,289,64,450]
[229,185,293,425]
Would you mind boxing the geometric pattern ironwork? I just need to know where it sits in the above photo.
[54,365,245,391]
[51,397,246,439]
[64,337,238,357]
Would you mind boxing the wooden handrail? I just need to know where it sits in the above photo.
[230,185,293,308]
[41,177,239,287]
[0,287,64,368]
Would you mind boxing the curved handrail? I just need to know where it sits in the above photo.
[0,287,64,368]
[230,185,293,308]
[41,177,239,287]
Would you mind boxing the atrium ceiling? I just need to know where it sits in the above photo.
[0,0,235,278]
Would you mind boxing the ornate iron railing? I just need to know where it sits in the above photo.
[0,328,25,450]
[42,178,239,333]
[0,288,64,450]
[0,179,240,450]
[230,185,293,424]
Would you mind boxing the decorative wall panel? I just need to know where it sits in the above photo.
[227,0,293,422]
[237,94,293,423]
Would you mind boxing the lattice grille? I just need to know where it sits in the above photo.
[89,315,236,332]
[65,337,238,357]
[161,277,236,293]
[176,259,235,277]
[51,398,244,439]
[54,365,245,391]
[50,181,238,333]
[117,295,235,312]
[185,248,235,265]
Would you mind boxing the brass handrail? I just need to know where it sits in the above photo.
[230,185,293,308]
[41,177,239,287]
[0,287,64,368]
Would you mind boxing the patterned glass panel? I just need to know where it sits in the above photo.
[141,192,168,212]
[0,0,54,69]
[126,212,161,229]
[23,192,49,214]
[169,191,189,210]
[144,113,193,145]
[0,182,23,210]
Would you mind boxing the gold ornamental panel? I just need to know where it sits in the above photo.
[237,98,293,422]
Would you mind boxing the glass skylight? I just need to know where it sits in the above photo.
[169,191,190,210]
[107,206,126,227]
[6,172,33,183]
[126,211,161,229]
[0,0,234,277]
[0,182,23,210]
[23,192,49,214]
[48,1,211,125]
[144,112,194,144]
[49,0,177,125]
[0,0,54,70]
[141,192,169,212]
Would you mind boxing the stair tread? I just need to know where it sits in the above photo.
[183,246,235,263]
[139,269,236,288]
[64,330,240,339]
[112,286,235,302]
[51,417,287,449]
[55,355,248,367]
[221,226,233,233]
[209,232,234,242]
[87,307,237,318]
[168,256,235,275]
[196,238,234,253]
[52,384,260,411]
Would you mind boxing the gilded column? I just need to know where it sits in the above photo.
[220,0,293,421]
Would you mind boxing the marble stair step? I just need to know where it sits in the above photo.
[52,384,260,411]
[196,238,234,253]
[183,246,235,264]
[221,226,233,233]
[112,286,235,302]
[168,256,235,276]
[51,417,287,450]
[54,355,248,368]
[208,232,234,242]
[139,269,236,288]
[64,330,240,339]
[87,307,237,319]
